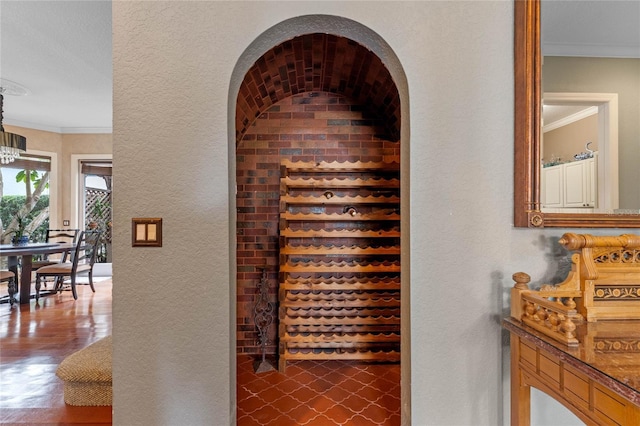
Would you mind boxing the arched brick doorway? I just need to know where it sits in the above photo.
[231,16,410,423]
[236,33,401,353]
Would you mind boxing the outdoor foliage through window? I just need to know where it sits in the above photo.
[0,155,51,244]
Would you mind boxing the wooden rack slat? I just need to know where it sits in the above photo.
[281,176,400,189]
[280,194,400,205]
[284,324,400,333]
[280,228,400,238]
[280,263,401,273]
[282,300,400,309]
[281,316,400,325]
[280,212,400,221]
[280,245,400,255]
[282,282,401,291]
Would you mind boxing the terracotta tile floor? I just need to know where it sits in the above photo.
[237,355,401,426]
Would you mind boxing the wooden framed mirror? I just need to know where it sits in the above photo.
[513,0,640,228]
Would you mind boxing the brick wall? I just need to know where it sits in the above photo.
[236,91,400,354]
[235,33,401,144]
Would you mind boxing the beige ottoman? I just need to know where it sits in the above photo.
[56,335,112,406]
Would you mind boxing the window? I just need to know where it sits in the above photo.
[82,161,112,263]
[0,154,51,244]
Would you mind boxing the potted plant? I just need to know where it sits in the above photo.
[9,214,30,246]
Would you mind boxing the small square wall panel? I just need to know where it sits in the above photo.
[132,218,162,247]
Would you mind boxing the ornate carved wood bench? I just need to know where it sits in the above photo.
[511,233,640,346]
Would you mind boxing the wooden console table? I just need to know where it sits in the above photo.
[504,317,640,425]
[506,233,640,424]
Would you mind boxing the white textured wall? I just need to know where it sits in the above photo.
[113,2,590,425]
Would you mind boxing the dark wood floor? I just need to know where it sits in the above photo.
[0,279,112,425]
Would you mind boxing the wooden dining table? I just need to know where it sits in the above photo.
[0,242,74,304]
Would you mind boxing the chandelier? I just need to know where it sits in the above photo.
[0,80,27,164]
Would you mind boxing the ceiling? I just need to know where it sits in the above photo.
[0,1,638,135]
[542,0,640,58]
[1,1,112,134]
[542,0,639,128]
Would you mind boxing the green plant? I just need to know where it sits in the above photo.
[8,213,29,243]
[16,215,27,236]
[1,195,49,243]
[15,169,49,191]
[85,194,112,263]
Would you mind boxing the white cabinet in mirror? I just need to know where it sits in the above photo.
[542,154,597,212]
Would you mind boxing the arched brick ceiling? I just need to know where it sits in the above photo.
[236,33,401,142]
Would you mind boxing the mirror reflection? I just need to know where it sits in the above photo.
[540,0,640,214]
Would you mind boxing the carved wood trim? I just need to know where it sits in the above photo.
[514,0,541,227]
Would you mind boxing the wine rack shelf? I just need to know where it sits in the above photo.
[278,160,401,371]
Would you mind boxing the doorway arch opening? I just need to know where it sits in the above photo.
[229,14,411,423]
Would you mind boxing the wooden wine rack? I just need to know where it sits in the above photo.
[278,160,401,371]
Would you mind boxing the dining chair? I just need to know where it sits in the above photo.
[0,270,17,306]
[32,228,80,270]
[35,230,102,301]
[32,228,80,291]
